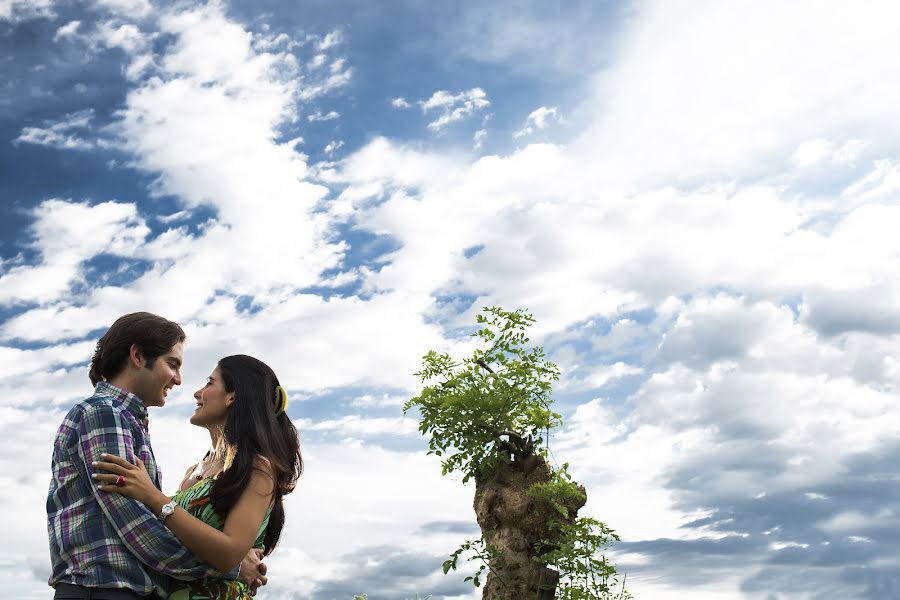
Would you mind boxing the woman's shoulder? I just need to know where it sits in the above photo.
[248,455,277,496]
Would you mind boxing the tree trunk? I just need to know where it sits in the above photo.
[473,453,586,600]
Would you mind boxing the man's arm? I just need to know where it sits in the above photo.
[94,453,275,574]
[76,403,238,581]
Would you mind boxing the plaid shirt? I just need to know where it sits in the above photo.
[47,382,234,596]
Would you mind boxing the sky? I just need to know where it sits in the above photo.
[1,0,900,598]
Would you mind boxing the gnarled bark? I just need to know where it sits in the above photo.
[474,453,586,600]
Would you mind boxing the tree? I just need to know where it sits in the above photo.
[405,307,630,600]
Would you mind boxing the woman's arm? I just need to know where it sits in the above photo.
[94,453,275,573]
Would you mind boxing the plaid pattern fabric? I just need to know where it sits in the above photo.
[47,382,232,596]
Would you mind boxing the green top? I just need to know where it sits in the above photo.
[168,478,271,600]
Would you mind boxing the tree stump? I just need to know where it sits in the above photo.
[474,453,586,600]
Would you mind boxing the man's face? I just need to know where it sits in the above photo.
[133,341,184,408]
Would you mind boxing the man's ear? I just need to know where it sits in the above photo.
[129,344,145,369]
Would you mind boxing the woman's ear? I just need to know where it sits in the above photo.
[225,393,236,408]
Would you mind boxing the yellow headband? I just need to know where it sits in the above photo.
[274,385,288,416]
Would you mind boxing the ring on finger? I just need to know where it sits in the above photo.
[115,475,126,487]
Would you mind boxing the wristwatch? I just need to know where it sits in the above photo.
[158,500,177,522]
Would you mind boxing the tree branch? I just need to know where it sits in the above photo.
[476,359,495,374]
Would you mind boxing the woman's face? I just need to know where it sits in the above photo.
[190,366,235,427]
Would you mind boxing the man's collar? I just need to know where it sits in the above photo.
[94,381,148,421]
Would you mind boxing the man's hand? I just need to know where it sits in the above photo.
[239,548,268,595]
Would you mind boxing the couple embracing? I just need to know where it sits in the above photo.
[47,312,303,600]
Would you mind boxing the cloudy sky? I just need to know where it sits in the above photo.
[2,0,900,598]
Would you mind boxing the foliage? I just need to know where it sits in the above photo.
[442,536,505,589]
[529,467,630,600]
[444,523,629,600]
[404,306,561,483]
[541,518,630,600]
[527,463,588,522]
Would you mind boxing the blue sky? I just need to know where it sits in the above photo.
[3,1,900,599]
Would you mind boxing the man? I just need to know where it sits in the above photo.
[47,312,267,600]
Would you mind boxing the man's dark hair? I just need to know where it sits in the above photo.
[89,312,186,385]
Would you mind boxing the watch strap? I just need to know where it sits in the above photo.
[158,500,177,522]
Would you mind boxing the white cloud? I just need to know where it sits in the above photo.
[94,0,152,18]
[552,398,714,542]
[53,19,81,41]
[0,199,149,308]
[550,304,900,596]
[0,0,54,22]
[338,141,850,334]
[0,406,62,596]
[831,139,868,165]
[512,105,562,139]
[323,140,344,155]
[283,437,473,555]
[14,109,108,151]
[446,3,613,77]
[0,1,458,401]
[317,30,342,51]
[155,210,190,224]
[583,362,643,388]
[420,88,490,132]
[791,138,833,168]
[297,69,352,101]
[349,392,408,408]
[109,2,341,292]
[576,0,900,190]
[94,21,147,53]
[295,414,420,438]
[0,341,94,381]
[391,96,411,109]
[49,16,152,57]
[307,110,339,122]
[841,158,900,203]
[791,138,869,168]
[157,7,273,88]
[296,54,352,101]
[328,57,345,75]
[472,128,486,150]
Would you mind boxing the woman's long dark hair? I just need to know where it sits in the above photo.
[208,355,303,554]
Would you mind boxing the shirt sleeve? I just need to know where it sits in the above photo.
[76,403,240,581]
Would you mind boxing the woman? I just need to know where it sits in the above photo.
[93,355,303,600]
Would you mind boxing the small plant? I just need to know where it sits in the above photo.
[443,537,505,589]
[528,467,630,599]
